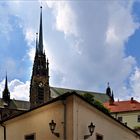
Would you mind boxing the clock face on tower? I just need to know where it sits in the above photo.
[39,82,44,87]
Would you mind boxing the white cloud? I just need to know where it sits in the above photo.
[0,80,5,98]
[46,1,140,100]
[25,28,36,47]
[129,67,140,100]
[0,1,140,101]
[5,1,40,46]
[28,47,35,62]
[0,79,29,101]
[46,1,78,37]
[106,26,119,44]
[106,1,139,45]
[0,4,13,40]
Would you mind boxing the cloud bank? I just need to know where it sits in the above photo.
[46,1,140,100]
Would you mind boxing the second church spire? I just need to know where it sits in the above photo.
[3,74,10,103]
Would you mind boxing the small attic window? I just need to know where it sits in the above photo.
[118,116,123,122]
[137,115,140,122]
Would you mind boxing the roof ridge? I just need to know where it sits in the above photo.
[51,86,105,94]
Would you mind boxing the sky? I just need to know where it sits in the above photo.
[0,0,140,101]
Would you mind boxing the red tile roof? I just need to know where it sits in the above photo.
[104,99,140,113]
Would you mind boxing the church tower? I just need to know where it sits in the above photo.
[106,82,111,97]
[2,74,10,104]
[30,7,50,108]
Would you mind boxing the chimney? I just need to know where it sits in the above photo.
[131,97,134,103]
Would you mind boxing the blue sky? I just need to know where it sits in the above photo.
[0,1,140,101]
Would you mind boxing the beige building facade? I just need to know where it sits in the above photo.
[112,111,140,129]
[0,92,140,140]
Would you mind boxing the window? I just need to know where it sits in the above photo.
[137,115,140,122]
[118,116,123,122]
[96,134,103,140]
[37,87,44,103]
[25,134,35,140]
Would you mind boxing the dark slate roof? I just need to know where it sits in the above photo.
[0,98,29,110]
[51,87,110,103]
[0,87,109,110]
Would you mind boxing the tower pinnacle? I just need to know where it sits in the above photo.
[5,74,8,89]
[36,32,39,54]
[38,6,43,54]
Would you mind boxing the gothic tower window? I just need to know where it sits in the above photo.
[37,84,44,104]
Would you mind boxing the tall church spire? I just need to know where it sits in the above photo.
[38,6,43,54]
[3,74,10,103]
[30,6,50,109]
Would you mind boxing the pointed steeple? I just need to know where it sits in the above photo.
[35,32,39,54]
[3,74,10,103]
[47,58,49,76]
[5,74,8,90]
[38,6,43,54]
[109,90,114,105]
[111,90,114,102]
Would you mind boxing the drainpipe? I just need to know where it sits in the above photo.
[62,99,66,140]
[0,123,6,140]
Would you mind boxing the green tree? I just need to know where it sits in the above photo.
[82,93,110,114]
[82,93,94,104]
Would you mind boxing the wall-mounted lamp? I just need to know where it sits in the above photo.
[49,120,60,137]
[84,122,95,139]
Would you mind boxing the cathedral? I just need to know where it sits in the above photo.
[0,7,110,121]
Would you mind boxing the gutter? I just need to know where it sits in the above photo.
[62,99,66,140]
[0,123,6,140]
